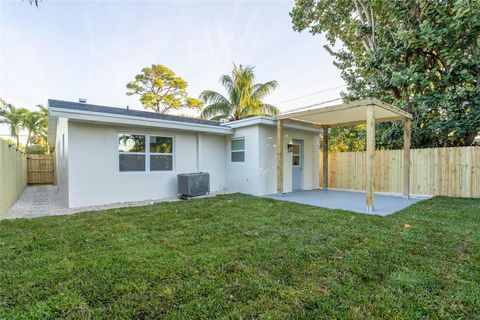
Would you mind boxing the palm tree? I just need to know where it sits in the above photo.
[199,64,279,121]
[0,104,26,148]
[0,97,6,110]
[22,110,42,148]
[31,105,49,151]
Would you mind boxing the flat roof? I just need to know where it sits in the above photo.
[47,100,324,144]
[47,99,233,143]
[278,98,412,127]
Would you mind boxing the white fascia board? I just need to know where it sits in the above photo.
[225,117,276,128]
[283,123,322,133]
[49,108,233,135]
[225,116,322,133]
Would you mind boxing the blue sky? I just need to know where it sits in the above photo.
[0,1,344,140]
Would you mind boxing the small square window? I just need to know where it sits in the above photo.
[231,138,245,162]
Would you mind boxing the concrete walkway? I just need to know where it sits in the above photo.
[265,189,429,216]
[6,186,64,219]
[5,186,182,220]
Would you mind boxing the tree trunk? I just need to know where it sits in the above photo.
[406,102,414,114]
[25,130,32,148]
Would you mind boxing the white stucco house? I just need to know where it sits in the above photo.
[48,99,320,208]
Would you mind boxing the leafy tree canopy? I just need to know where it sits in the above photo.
[126,64,202,114]
[291,0,480,150]
[200,64,279,121]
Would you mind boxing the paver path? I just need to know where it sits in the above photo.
[5,185,217,219]
[6,185,64,219]
[5,185,178,219]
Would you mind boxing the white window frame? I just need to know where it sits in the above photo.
[230,137,245,163]
[292,142,302,167]
[149,135,174,172]
[118,133,175,173]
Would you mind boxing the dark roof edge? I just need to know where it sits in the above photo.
[48,99,224,127]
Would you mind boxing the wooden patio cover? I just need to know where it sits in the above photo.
[276,98,413,211]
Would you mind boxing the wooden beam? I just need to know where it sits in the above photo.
[322,125,328,189]
[369,98,412,119]
[277,99,371,120]
[283,118,324,129]
[276,120,284,193]
[326,116,404,128]
[277,98,412,122]
[366,105,375,211]
[403,118,411,199]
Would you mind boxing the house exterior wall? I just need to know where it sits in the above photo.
[225,126,261,195]
[282,127,320,193]
[197,133,227,193]
[225,123,320,196]
[55,117,69,206]
[66,121,227,208]
[258,125,320,194]
[257,125,277,195]
[55,119,319,208]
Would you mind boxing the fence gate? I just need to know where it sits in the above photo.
[27,154,55,185]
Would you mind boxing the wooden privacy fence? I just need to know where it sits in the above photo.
[320,146,480,198]
[27,154,55,185]
[0,140,27,219]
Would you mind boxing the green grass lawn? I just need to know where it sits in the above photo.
[1,194,479,319]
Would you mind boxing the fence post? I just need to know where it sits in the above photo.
[366,105,375,211]
[322,125,329,190]
[403,118,411,199]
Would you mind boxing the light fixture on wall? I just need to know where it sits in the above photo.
[287,142,294,153]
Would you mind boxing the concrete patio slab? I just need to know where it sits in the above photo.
[264,189,429,216]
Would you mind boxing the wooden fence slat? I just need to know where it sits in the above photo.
[0,140,27,219]
[320,146,480,198]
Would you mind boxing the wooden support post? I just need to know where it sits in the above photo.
[322,125,329,189]
[276,120,284,194]
[366,105,375,211]
[403,118,411,199]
